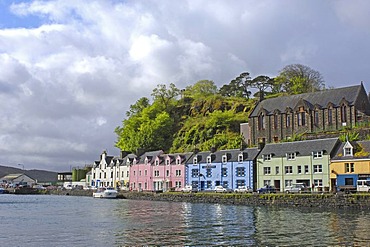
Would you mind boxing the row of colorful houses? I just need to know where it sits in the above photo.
[89,138,370,193]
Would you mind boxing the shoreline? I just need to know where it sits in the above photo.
[42,189,370,209]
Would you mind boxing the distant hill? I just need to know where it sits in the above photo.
[0,165,58,183]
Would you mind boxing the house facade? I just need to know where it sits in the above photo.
[330,140,370,190]
[91,151,115,188]
[249,84,370,145]
[129,150,164,192]
[185,148,259,191]
[257,138,340,192]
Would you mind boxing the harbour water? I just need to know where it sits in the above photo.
[0,194,369,246]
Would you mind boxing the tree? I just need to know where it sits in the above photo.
[151,83,180,111]
[184,80,218,99]
[275,64,325,94]
[219,72,252,99]
[126,97,150,117]
[251,75,273,101]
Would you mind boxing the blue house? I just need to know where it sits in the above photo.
[185,148,259,191]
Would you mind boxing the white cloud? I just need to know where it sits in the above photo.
[0,0,369,171]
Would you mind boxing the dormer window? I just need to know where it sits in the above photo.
[155,160,159,166]
[145,158,148,165]
[313,151,323,159]
[166,159,170,166]
[222,155,227,164]
[176,158,181,165]
[263,154,272,161]
[238,154,243,163]
[343,141,353,157]
[207,156,212,164]
[193,157,198,164]
[287,153,296,160]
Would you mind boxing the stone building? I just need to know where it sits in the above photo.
[249,83,370,145]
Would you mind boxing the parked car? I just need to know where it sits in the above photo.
[33,185,46,190]
[284,183,307,193]
[214,185,231,193]
[257,185,277,194]
[234,186,253,193]
[181,185,196,193]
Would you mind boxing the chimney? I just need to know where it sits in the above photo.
[120,151,130,159]
[210,146,216,153]
[258,138,266,150]
[193,148,200,154]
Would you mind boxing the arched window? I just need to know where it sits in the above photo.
[258,113,265,130]
[341,105,347,123]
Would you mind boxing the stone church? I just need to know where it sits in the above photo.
[248,83,370,145]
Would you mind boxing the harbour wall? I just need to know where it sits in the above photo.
[47,189,370,209]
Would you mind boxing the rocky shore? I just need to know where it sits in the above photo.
[44,189,370,209]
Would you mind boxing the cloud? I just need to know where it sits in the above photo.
[0,0,369,171]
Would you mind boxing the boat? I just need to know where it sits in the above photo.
[93,187,118,198]
[0,188,9,194]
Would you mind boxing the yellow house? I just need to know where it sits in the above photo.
[330,140,370,191]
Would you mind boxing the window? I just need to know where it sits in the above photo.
[191,169,199,178]
[206,168,212,177]
[222,181,229,188]
[154,170,160,177]
[236,180,245,187]
[104,172,107,178]
[175,181,182,188]
[144,170,147,176]
[297,110,306,126]
[313,151,323,159]
[314,179,322,187]
[274,114,278,129]
[176,158,181,165]
[313,165,322,173]
[133,171,136,176]
[175,170,181,176]
[285,180,293,187]
[166,170,169,177]
[192,181,199,189]
[238,154,243,163]
[121,171,124,177]
[287,153,296,160]
[258,113,265,130]
[145,158,148,165]
[297,166,302,174]
[328,108,333,124]
[344,146,353,156]
[263,180,271,186]
[286,114,291,127]
[345,178,354,186]
[126,171,129,177]
[345,163,354,173]
[222,168,228,177]
[341,105,347,123]
[263,167,271,175]
[193,157,198,164]
[139,170,141,176]
[155,160,159,166]
[207,156,212,164]
[166,159,170,165]
[236,167,245,177]
[206,181,212,189]
[222,155,227,164]
[314,111,319,125]
[263,154,272,161]
[304,165,309,174]
[285,166,293,174]
[275,166,280,175]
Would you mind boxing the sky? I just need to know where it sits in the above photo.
[1,0,370,172]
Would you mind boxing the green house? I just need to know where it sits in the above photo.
[257,138,340,192]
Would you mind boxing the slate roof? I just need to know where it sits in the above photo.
[137,150,164,163]
[257,138,340,158]
[186,148,260,164]
[332,140,370,160]
[250,84,363,117]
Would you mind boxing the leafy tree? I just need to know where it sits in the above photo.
[219,72,252,99]
[275,64,325,94]
[251,75,273,101]
[184,80,218,99]
[151,83,180,111]
[126,97,150,117]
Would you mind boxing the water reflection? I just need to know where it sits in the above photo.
[1,195,369,246]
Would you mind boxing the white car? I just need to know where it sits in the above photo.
[284,183,307,193]
[181,185,195,192]
[214,185,230,193]
[234,186,253,193]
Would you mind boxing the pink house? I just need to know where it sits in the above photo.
[129,150,192,192]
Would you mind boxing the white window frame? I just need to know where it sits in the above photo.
[263,154,272,161]
[222,155,227,164]
[238,154,243,163]
[313,151,323,159]
[287,153,296,160]
[285,166,293,174]
[313,164,322,173]
[263,167,271,175]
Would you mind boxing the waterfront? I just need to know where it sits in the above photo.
[0,194,369,246]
